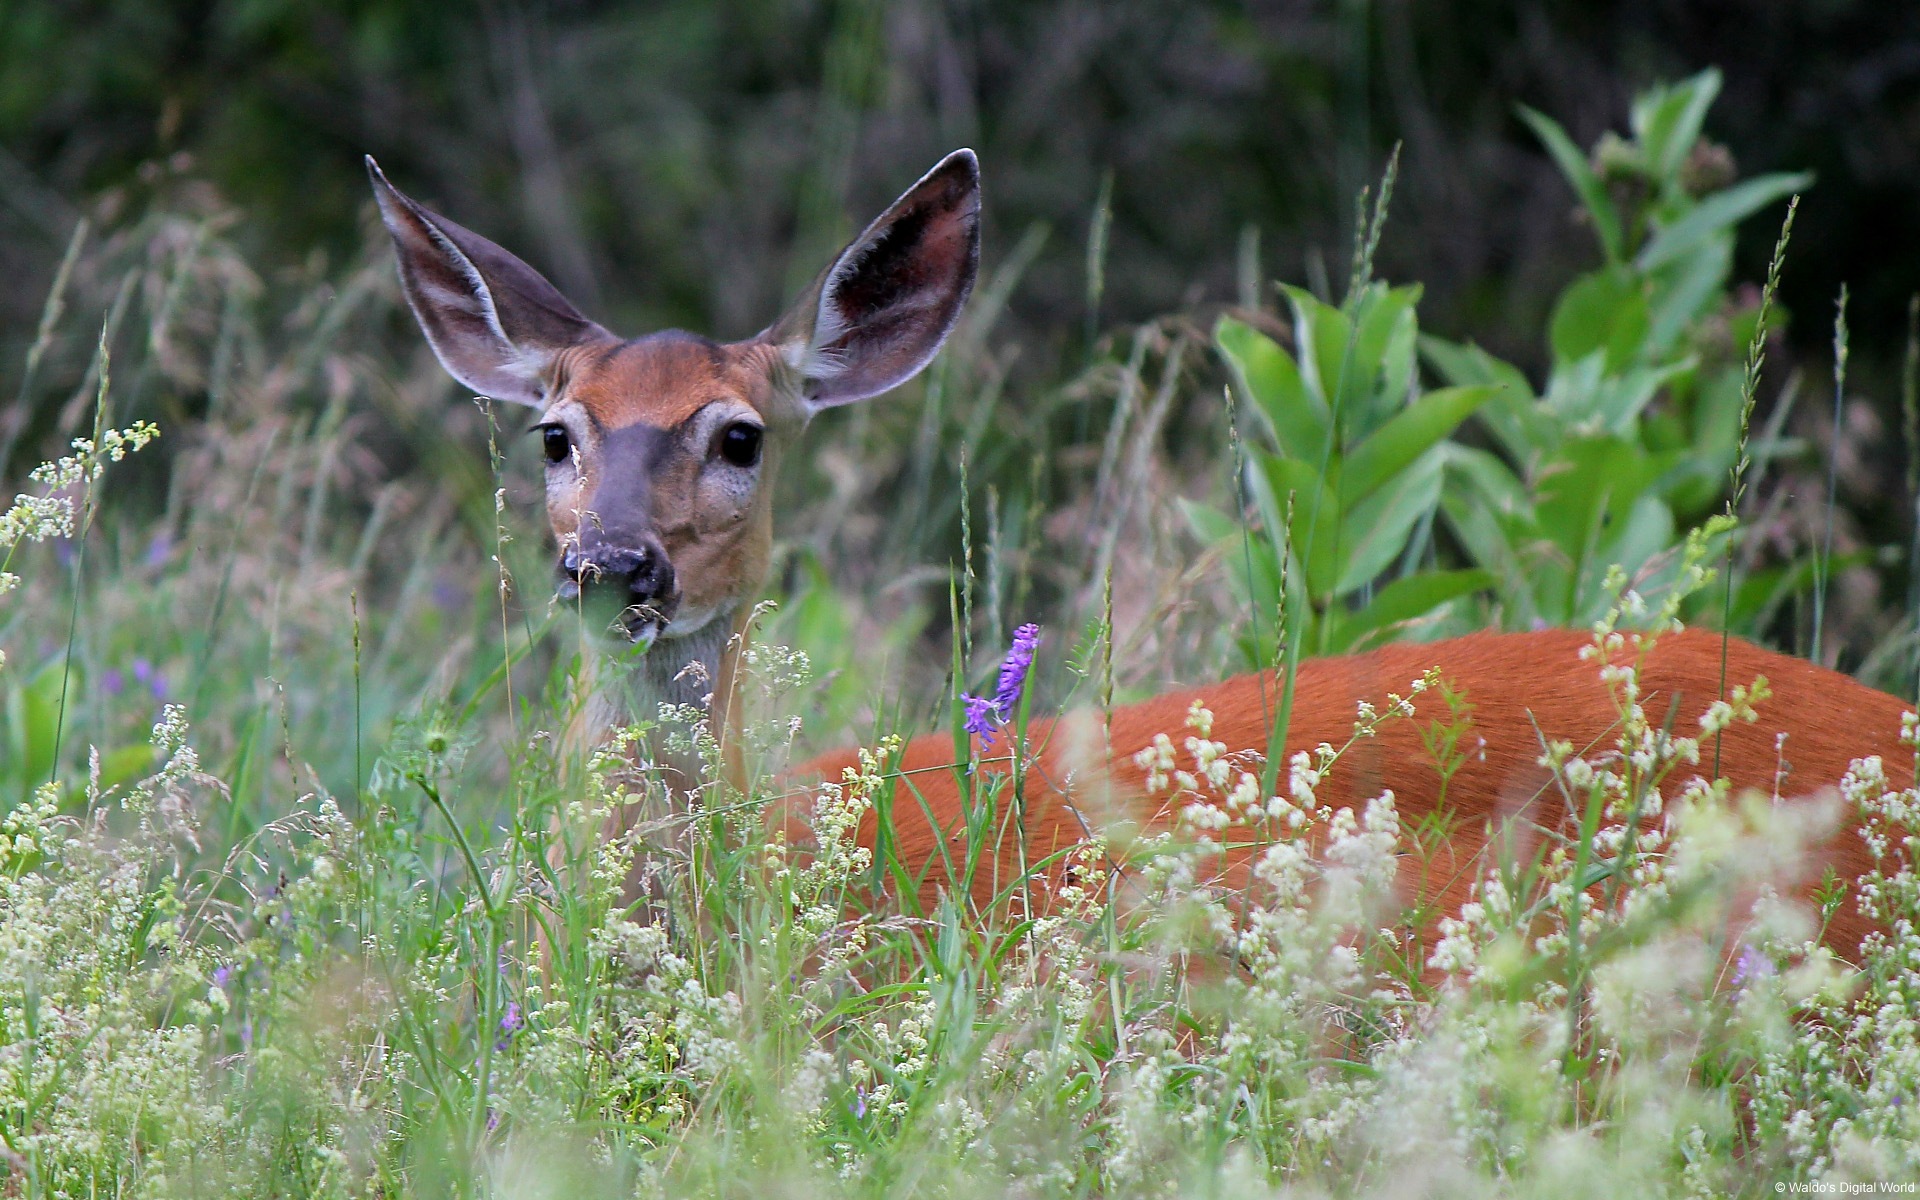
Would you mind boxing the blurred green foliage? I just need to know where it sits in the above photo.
[1193,70,1819,661]
[2,2,1914,382]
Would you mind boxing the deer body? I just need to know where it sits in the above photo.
[371,151,1905,961]
[796,627,1908,960]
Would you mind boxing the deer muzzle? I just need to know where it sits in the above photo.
[558,540,679,644]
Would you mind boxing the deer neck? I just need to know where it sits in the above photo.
[588,610,731,726]
[580,605,748,787]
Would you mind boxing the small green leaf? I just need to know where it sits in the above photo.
[1519,105,1624,263]
[1343,385,1493,505]
[1346,283,1422,425]
[1252,452,1341,603]
[1542,354,1692,435]
[1280,285,1356,428]
[1337,449,1444,594]
[1645,236,1732,355]
[1178,497,1243,547]
[1594,494,1676,586]
[1337,568,1495,650]
[1636,171,1812,271]
[1632,68,1722,182]
[1216,315,1329,461]
[1534,436,1661,556]
[1549,267,1651,372]
[1419,336,1542,463]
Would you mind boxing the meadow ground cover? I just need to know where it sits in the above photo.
[0,73,1918,1198]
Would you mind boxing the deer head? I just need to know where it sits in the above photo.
[369,151,980,707]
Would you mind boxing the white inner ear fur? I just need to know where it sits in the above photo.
[421,218,509,343]
[411,210,552,393]
[784,300,850,394]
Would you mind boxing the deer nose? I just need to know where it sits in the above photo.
[561,541,676,605]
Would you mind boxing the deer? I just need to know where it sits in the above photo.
[369,150,1912,966]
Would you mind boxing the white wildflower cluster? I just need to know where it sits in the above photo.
[733,611,817,760]
[1094,676,1437,1177]
[0,422,161,564]
[1431,611,1768,989]
[1383,528,1920,1190]
[1737,721,1920,1177]
[0,753,240,1192]
[0,422,159,667]
[119,702,213,833]
[794,736,891,917]
[984,836,1114,1083]
[1133,675,1430,853]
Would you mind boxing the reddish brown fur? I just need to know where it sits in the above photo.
[552,337,792,431]
[793,628,1909,960]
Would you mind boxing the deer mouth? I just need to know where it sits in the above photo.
[613,598,677,646]
[553,563,680,649]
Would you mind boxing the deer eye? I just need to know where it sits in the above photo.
[717,421,763,468]
[540,424,571,465]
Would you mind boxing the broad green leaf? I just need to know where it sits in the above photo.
[1655,369,1743,515]
[1343,385,1492,505]
[1439,442,1530,516]
[1632,68,1722,182]
[1533,436,1660,547]
[1588,359,1694,433]
[1542,354,1692,435]
[1636,171,1812,270]
[1439,445,1544,621]
[1377,299,1420,420]
[1178,497,1243,547]
[1419,335,1542,463]
[1252,452,1341,603]
[1541,353,1606,424]
[1531,439,1675,620]
[1346,283,1422,426]
[1337,449,1444,594]
[98,743,155,791]
[1599,491,1677,578]
[1418,335,1536,400]
[6,663,67,801]
[1549,267,1650,372]
[1280,285,1356,432]
[1335,568,1495,651]
[1519,104,1624,263]
[1645,235,1731,354]
[1216,315,1328,462]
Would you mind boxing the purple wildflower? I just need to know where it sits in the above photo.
[495,1000,524,1051]
[851,1088,868,1120]
[1731,945,1775,990]
[486,1109,500,1132]
[212,964,233,990]
[960,624,1041,749]
[961,694,998,740]
[145,532,172,569]
[240,1020,253,1048]
[102,668,124,697]
[994,624,1040,713]
[131,658,167,701]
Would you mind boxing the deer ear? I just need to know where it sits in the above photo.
[367,157,609,406]
[774,149,981,411]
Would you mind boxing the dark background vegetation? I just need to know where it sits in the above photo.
[5,2,1915,375]
[2,0,1917,685]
